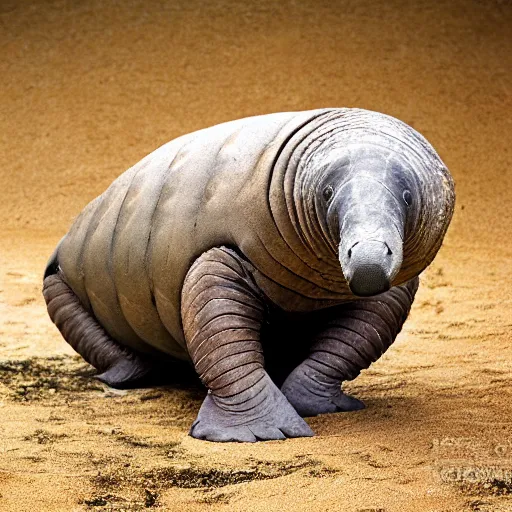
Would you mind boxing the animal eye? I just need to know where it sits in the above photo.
[403,190,412,206]
[323,185,334,202]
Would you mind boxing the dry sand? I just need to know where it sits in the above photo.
[1,0,511,510]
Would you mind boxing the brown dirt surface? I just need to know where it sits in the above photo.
[1,1,511,510]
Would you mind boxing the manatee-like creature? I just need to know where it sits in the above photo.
[43,108,455,442]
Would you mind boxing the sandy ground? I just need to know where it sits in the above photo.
[1,0,511,510]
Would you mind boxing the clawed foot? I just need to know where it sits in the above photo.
[281,364,365,417]
[190,375,314,442]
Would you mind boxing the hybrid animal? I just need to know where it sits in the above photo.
[43,108,455,442]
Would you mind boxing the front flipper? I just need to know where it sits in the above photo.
[281,278,419,417]
[190,374,312,442]
[181,247,313,442]
[281,365,365,417]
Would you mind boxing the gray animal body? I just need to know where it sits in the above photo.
[43,108,455,442]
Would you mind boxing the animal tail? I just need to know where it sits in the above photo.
[43,236,65,279]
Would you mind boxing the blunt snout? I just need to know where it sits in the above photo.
[343,240,397,297]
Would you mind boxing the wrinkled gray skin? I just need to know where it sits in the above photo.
[43,108,455,442]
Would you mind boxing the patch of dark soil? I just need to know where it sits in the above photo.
[142,457,319,489]
[307,466,340,478]
[22,455,47,463]
[97,428,181,452]
[0,356,102,401]
[84,495,114,507]
[24,428,68,444]
[92,456,323,501]
[460,477,512,496]
[465,497,512,512]
[82,492,158,511]
[139,392,163,402]
[196,488,234,504]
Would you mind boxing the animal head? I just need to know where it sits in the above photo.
[296,109,455,297]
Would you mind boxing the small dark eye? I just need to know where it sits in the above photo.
[403,190,412,206]
[323,185,334,202]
